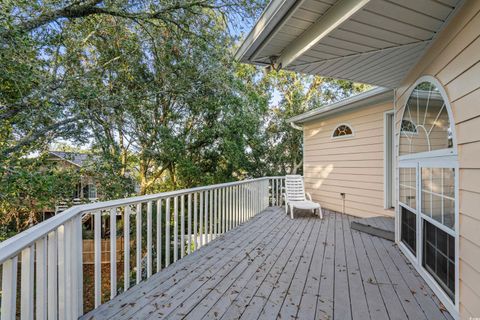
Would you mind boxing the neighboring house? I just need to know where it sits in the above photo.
[238,0,479,318]
[46,151,98,215]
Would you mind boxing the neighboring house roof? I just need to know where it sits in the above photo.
[237,0,463,88]
[288,87,393,125]
[48,151,92,167]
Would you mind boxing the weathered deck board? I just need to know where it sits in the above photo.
[82,207,452,320]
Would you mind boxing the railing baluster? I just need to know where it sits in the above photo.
[204,190,209,244]
[174,196,178,262]
[94,211,102,307]
[222,188,226,234]
[214,189,218,239]
[187,194,192,254]
[47,231,57,320]
[239,185,243,223]
[74,215,84,317]
[227,187,231,231]
[136,203,142,284]
[156,199,162,272]
[194,193,198,251]
[181,194,185,258]
[36,237,47,320]
[57,224,66,320]
[124,206,131,290]
[65,221,73,319]
[20,246,34,320]
[165,197,170,267]
[209,190,213,243]
[110,208,117,299]
[199,192,203,247]
[233,186,237,227]
[1,256,18,320]
[147,201,152,277]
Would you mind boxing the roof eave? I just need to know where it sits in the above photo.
[288,87,393,125]
[235,0,296,62]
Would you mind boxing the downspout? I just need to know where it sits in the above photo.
[290,121,303,131]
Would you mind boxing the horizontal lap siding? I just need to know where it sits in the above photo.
[303,102,394,218]
[394,1,480,317]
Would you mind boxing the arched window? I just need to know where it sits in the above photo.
[332,124,353,138]
[399,81,454,157]
[398,78,458,313]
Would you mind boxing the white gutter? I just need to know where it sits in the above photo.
[288,87,393,124]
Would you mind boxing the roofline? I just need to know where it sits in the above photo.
[235,0,296,62]
[288,87,393,124]
[48,151,86,168]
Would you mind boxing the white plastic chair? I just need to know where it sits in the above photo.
[283,175,323,219]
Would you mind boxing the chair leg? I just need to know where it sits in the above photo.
[290,206,294,219]
[318,206,323,219]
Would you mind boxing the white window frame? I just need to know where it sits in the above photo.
[331,123,354,139]
[396,75,459,319]
[384,110,395,209]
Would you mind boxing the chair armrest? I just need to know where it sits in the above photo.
[305,192,312,201]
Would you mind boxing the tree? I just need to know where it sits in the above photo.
[263,70,370,175]
[0,0,265,160]
[0,157,80,238]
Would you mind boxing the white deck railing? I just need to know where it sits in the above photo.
[0,176,284,320]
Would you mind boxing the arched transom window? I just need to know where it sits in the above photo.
[332,124,353,138]
[399,81,454,156]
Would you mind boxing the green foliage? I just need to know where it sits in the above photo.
[0,157,80,237]
[261,71,371,174]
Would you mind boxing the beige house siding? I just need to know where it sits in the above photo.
[303,102,394,218]
[394,1,480,318]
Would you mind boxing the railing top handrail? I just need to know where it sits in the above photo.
[0,176,284,264]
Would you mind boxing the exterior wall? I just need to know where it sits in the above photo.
[394,1,480,318]
[303,101,394,218]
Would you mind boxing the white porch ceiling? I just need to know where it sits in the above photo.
[237,0,463,88]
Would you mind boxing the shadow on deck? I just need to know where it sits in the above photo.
[82,207,452,320]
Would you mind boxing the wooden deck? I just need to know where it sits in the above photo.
[83,207,452,320]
